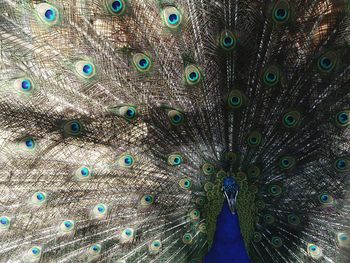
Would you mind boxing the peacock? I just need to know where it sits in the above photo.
[0,0,349,262]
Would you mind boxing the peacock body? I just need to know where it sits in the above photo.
[0,0,349,262]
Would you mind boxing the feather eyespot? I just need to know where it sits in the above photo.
[117,153,135,168]
[182,233,193,244]
[92,204,108,219]
[25,246,43,262]
[133,53,152,72]
[35,3,60,26]
[59,220,75,233]
[272,0,290,23]
[279,156,295,170]
[162,7,182,29]
[336,110,349,127]
[168,110,185,126]
[106,0,126,15]
[282,111,301,127]
[185,65,202,85]
[31,192,47,206]
[318,51,337,72]
[141,195,154,207]
[179,178,192,190]
[220,31,237,51]
[75,61,96,79]
[149,240,162,254]
[334,158,349,172]
[0,216,11,230]
[168,153,183,166]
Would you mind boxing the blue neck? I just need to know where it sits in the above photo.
[204,201,252,263]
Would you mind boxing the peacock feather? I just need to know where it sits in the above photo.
[0,0,349,262]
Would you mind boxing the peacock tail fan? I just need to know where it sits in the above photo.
[0,0,349,262]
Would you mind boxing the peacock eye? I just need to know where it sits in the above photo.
[141,194,154,207]
[35,3,60,26]
[31,192,47,206]
[14,78,34,93]
[307,243,322,259]
[334,158,349,172]
[271,237,283,248]
[168,153,183,166]
[263,66,280,86]
[247,131,262,147]
[272,0,290,23]
[264,214,275,224]
[18,137,37,152]
[26,245,42,261]
[318,51,337,72]
[149,240,162,254]
[162,7,182,29]
[106,0,126,15]
[336,110,349,127]
[63,120,83,137]
[283,111,301,127]
[269,185,282,196]
[319,193,333,206]
[287,214,300,225]
[75,166,93,181]
[202,163,215,175]
[227,90,244,109]
[189,209,200,221]
[253,232,262,242]
[337,233,349,247]
[182,233,193,244]
[247,165,261,178]
[198,222,207,233]
[279,156,295,170]
[88,244,102,256]
[133,53,152,72]
[92,204,108,219]
[120,228,135,243]
[0,216,11,230]
[75,61,96,79]
[117,153,135,168]
[185,65,202,85]
[60,220,75,233]
[119,106,137,120]
[179,178,192,190]
[220,31,237,50]
[168,110,185,126]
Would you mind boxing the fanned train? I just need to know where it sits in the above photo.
[0,0,349,263]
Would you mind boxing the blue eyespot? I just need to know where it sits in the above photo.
[81,167,89,177]
[97,205,105,213]
[60,220,75,233]
[64,120,82,136]
[334,158,349,172]
[138,58,149,69]
[44,9,56,21]
[106,0,126,15]
[168,13,179,25]
[36,3,60,26]
[32,247,40,255]
[21,79,32,91]
[318,51,337,72]
[274,9,287,21]
[336,111,349,127]
[25,138,35,149]
[112,0,123,12]
[163,7,182,29]
[36,193,44,201]
[125,229,132,236]
[168,110,185,126]
[75,61,96,79]
[133,53,152,72]
[118,154,135,168]
[263,66,280,86]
